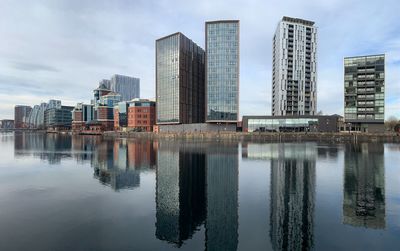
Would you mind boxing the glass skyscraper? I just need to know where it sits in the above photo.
[110,74,140,102]
[344,54,385,132]
[156,32,205,124]
[206,20,240,122]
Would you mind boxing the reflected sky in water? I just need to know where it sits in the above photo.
[0,132,400,251]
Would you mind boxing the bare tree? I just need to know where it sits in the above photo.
[385,116,399,132]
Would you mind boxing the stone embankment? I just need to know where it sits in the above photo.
[103,131,400,143]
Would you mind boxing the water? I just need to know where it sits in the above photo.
[0,132,400,251]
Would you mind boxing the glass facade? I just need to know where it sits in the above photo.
[344,54,385,123]
[156,33,205,124]
[246,117,319,132]
[206,21,239,122]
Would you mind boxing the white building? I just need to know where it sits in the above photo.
[272,16,317,116]
[110,74,140,102]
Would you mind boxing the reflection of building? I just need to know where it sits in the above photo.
[14,105,32,128]
[155,142,206,246]
[205,144,239,251]
[156,32,205,125]
[344,55,385,132]
[268,143,316,251]
[206,20,240,123]
[92,140,140,191]
[272,17,317,116]
[343,143,385,229]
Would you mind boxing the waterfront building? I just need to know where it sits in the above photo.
[96,105,114,131]
[0,119,14,129]
[272,17,317,116]
[110,74,140,102]
[26,100,62,129]
[72,103,94,132]
[44,105,74,130]
[156,32,205,125]
[206,20,240,123]
[93,83,112,108]
[343,143,385,229]
[14,105,32,128]
[127,99,156,132]
[344,54,385,132]
[242,115,342,132]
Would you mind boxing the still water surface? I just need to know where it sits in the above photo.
[0,132,400,251]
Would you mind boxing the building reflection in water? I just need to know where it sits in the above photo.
[92,139,157,191]
[242,143,316,251]
[343,143,385,229]
[155,141,239,250]
[14,133,157,191]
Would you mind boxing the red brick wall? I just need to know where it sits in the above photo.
[128,106,155,132]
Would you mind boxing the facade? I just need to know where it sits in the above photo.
[44,105,74,130]
[14,105,32,128]
[0,119,14,129]
[156,32,205,125]
[272,16,317,116]
[72,103,94,132]
[93,83,112,109]
[344,54,385,132]
[110,74,140,102]
[206,20,240,123]
[128,99,156,132]
[242,115,341,132]
[26,100,62,129]
[96,106,114,131]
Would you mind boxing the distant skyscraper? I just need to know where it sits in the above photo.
[110,74,140,101]
[99,79,111,90]
[14,105,32,128]
[272,17,317,116]
[344,54,385,132]
[206,20,240,122]
[343,143,385,229]
[156,32,205,124]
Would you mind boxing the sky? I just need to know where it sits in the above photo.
[0,0,399,120]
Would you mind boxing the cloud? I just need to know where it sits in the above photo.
[11,61,59,72]
[0,0,399,120]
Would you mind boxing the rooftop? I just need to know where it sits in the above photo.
[282,16,315,26]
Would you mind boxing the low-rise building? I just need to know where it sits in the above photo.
[242,115,342,133]
[72,103,94,132]
[0,119,14,129]
[114,99,156,132]
[44,105,74,130]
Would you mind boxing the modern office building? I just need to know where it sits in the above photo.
[206,20,240,123]
[26,100,62,129]
[93,83,112,108]
[156,32,205,125]
[110,74,140,101]
[14,105,32,128]
[272,16,317,116]
[72,103,94,132]
[242,115,342,132]
[344,54,385,132]
[99,79,111,90]
[44,105,74,130]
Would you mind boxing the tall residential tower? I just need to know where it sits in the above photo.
[206,20,240,123]
[156,32,205,124]
[272,17,317,116]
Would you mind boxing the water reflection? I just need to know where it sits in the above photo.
[243,143,316,251]
[343,143,385,229]
[155,141,239,250]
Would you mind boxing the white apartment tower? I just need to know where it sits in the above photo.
[272,17,317,116]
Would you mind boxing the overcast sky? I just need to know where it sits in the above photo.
[0,0,399,119]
